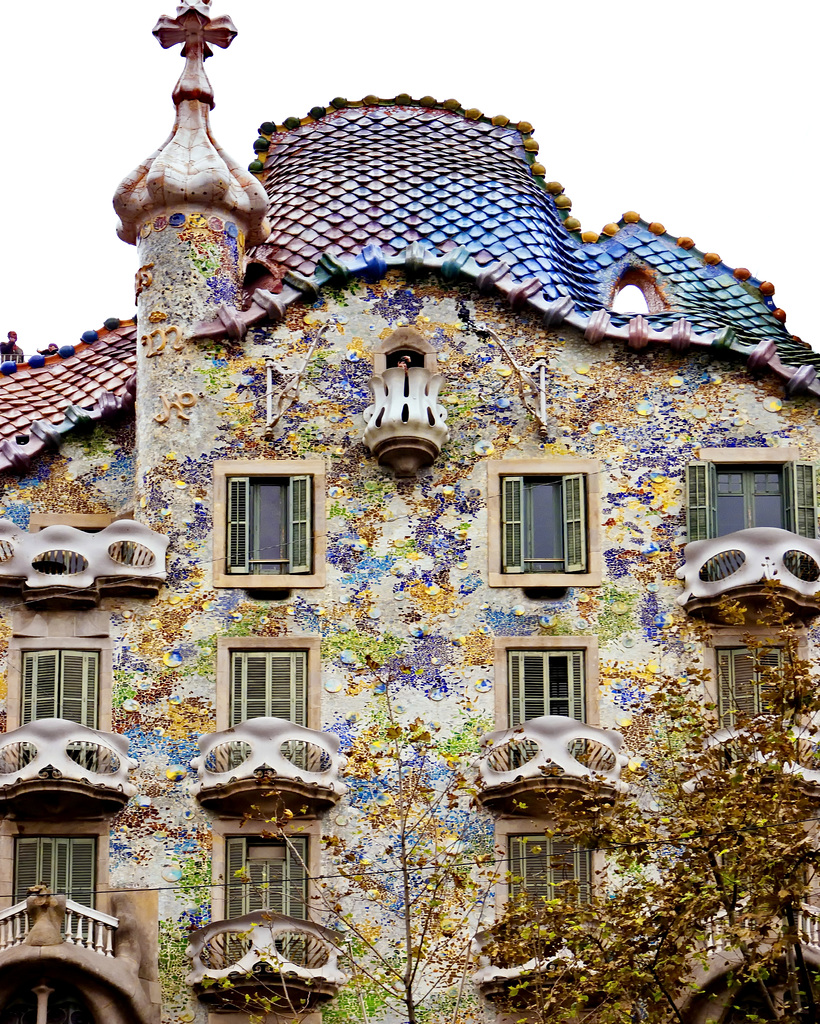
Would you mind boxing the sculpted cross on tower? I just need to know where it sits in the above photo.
[153,0,237,109]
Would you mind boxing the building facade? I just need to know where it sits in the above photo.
[0,2,819,1023]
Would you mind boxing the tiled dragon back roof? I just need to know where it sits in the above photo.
[251,101,600,308]
[248,98,807,364]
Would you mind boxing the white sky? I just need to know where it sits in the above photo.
[0,1,816,356]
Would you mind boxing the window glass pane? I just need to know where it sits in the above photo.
[716,471,748,534]
[525,478,563,570]
[753,471,784,528]
[251,480,287,574]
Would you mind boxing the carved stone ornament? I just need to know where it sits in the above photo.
[113,1,269,246]
[24,887,66,946]
[363,330,449,477]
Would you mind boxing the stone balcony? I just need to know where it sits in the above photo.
[363,365,449,477]
[191,718,347,818]
[0,719,137,819]
[676,527,820,622]
[683,724,820,794]
[472,926,579,1005]
[475,715,628,816]
[186,912,347,1012]
[0,895,118,958]
[0,521,168,606]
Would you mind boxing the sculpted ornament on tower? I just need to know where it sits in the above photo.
[113,0,270,247]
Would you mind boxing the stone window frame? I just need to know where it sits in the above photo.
[6,611,113,732]
[0,820,110,914]
[492,635,601,729]
[209,817,322,923]
[486,458,602,588]
[492,815,603,912]
[371,327,437,373]
[212,459,326,589]
[701,625,807,726]
[215,635,323,732]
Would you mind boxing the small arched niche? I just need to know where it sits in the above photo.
[610,267,668,314]
[372,327,437,374]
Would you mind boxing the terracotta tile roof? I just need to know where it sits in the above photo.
[0,323,137,474]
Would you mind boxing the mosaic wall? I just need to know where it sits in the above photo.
[1,272,818,1024]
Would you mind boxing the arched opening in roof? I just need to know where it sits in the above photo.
[242,261,282,296]
[610,267,668,315]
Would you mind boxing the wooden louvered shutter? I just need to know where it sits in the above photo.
[568,650,585,722]
[502,477,524,573]
[225,837,248,919]
[687,462,717,541]
[718,649,758,729]
[241,652,272,723]
[67,838,95,906]
[510,836,551,901]
[288,476,312,574]
[286,837,308,921]
[784,462,818,538]
[268,653,304,723]
[21,651,59,724]
[14,837,42,901]
[561,475,587,572]
[508,652,546,726]
[227,477,250,573]
[572,845,592,903]
[757,647,782,714]
[59,652,98,728]
[53,838,71,898]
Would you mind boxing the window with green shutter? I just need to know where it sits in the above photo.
[21,651,99,728]
[502,475,587,574]
[226,476,312,575]
[14,836,96,906]
[687,461,817,540]
[230,651,307,726]
[717,647,782,729]
[508,650,585,725]
[509,835,591,903]
[224,837,308,919]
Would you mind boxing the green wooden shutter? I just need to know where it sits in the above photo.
[784,462,818,538]
[757,647,782,714]
[687,462,717,541]
[14,837,42,901]
[231,652,307,724]
[286,838,308,920]
[561,475,587,572]
[59,652,98,728]
[568,650,585,722]
[68,838,96,906]
[225,836,248,919]
[510,835,552,901]
[502,477,524,573]
[21,651,59,725]
[572,845,592,903]
[718,649,759,728]
[288,476,312,574]
[227,477,250,573]
[240,838,308,919]
[508,651,525,726]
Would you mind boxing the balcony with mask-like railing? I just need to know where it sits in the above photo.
[0,521,168,606]
[475,716,628,816]
[676,528,820,622]
[186,912,347,1012]
[191,718,347,818]
[362,362,449,477]
[0,719,137,819]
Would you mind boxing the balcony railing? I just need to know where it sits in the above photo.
[0,718,137,818]
[191,717,347,818]
[676,527,820,620]
[0,520,168,603]
[476,716,628,814]
[186,912,347,1010]
[0,898,117,956]
[363,365,449,477]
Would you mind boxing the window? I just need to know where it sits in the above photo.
[21,650,98,727]
[213,461,326,588]
[14,836,96,905]
[717,647,781,729]
[225,837,307,919]
[508,649,585,725]
[502,475,587,574]
[687,459,817,540]
[227,475,311,575]
[230,650,307,726]
[508,835,590,903]
[487,460,601,588]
